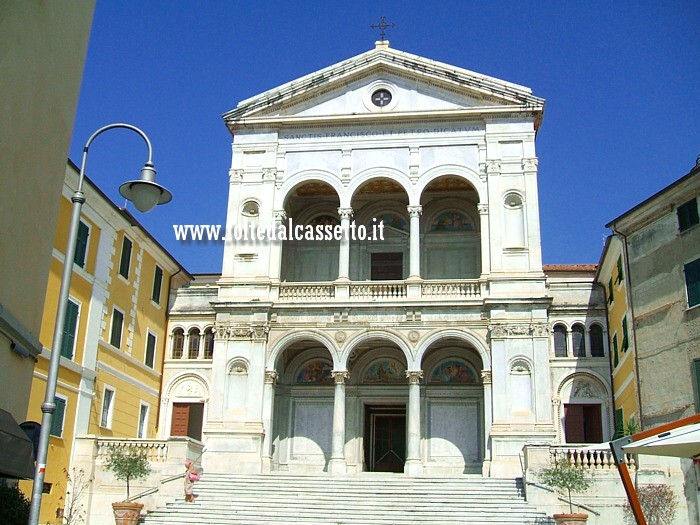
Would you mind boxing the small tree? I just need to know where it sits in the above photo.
[63,467,92,525]
[623,484,678,525]
[104,447,151,501]
[539,458,593,514]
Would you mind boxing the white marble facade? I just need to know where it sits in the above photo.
[161,42,611,478]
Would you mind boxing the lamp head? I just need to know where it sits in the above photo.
[119,162,172,213]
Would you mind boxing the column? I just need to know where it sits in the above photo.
[481,370,493,477]
[261,370,278,472]
[404,370,423,476]
[270,210,286,282]
[329,370,349,475]
[337,207,353,281]
[407,205,422,279]
[478,203,490,276]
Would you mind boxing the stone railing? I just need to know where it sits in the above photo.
[350,281,407,299]
[549,444,636,470]
[95,438,171,462]
[73,435,204,524]
[278,282,335,300]
[422,280,481,298]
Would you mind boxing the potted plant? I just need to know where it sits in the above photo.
[539,457,593,524]
[104,446,151,525]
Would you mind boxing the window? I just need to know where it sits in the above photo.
[607,277,614,304]
[621,316,629,352]
[371,252,403,280]
[145,331,157,368]
[590,324,605,357]
[118,236,132,279]
[109,308,124,349]
[50,396,67,437]
[74,220,90,268]
[612,334,619,368]
[678,197,699,232]
[553,324,568,357]
[188,328,200,359]
[100,387,115,428]
[152,265,163,304]
[616,256,624,284]
[572,324,586,357]
[172,328,184,359]
[137,403,149,439]
[203,328,215,359]
[60,299,79,359]
[685,258,700,308]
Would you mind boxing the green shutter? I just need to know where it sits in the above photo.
[152,266,163,304]
[616,256,624,283]
[614,408,624,439]
[622,317,629,351]
[110,310,123,348]
[60,300,79,359]
[686,259,700,308]
[50,397,66,437]
[119,237,132,278]
[145,333,156,368]
[608,278,614,304]
[73,221,89,267]
[694,359,700,410]
[613,334,619,368]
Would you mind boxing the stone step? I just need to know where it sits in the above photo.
[140,474,552,525]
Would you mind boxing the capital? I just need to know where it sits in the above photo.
[406,370,423,385]
[407,205,423,218]
[477,203,489,215]
[273,210,287,222]
[331,370,350,385]
[480,370,492,384]
[337,207,354,220]
[264,370,279,385]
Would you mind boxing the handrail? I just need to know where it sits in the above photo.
[525,480,601,516]
[126,472,184,502]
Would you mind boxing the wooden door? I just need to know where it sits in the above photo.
[171,403,190,436]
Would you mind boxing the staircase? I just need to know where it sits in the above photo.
[141,473,554,524]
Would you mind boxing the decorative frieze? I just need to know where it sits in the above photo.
[522,157,538,172]
[229,169,243,182]
[262,168,277,181]
[489,323,549,338]
[214,324,270,341]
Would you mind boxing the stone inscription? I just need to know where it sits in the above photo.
[281,126,482,141]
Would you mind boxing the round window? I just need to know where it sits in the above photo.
[371,89,393,107]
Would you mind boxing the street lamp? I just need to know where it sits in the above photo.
[28,123,171,524]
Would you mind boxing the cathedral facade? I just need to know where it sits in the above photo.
[161,42,612,478]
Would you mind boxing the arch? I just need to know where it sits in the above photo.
[276,169,344,209]
[416,165,485,205]
[171,327,185,359]
[346,167,414,208]
[226,357,250,375]
[266,330,339,370]
[553,323,568,357]
[340,329,413,370]
[415,329,490,371]
[571,323,586,357]
[589,323,606,357]
[556,371,611,400]
[165,371,211,401]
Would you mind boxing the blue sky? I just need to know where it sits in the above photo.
[69,1,700,274]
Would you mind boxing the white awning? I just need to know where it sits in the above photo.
[622,423,700,458]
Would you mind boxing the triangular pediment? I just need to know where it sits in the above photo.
[223,43,544,126]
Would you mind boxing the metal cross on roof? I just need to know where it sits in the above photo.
[371,16,395,41]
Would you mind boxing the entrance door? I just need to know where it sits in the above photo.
[170,402,204,441]
[564,403,603,443]
[365,406,406,472]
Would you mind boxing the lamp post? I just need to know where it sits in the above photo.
[28,124,171,525]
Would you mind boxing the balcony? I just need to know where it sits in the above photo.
[275,279,483,302]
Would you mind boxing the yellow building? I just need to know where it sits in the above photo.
[596,235,640,437]
[20,161,190,523]
[0,1,94,480]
